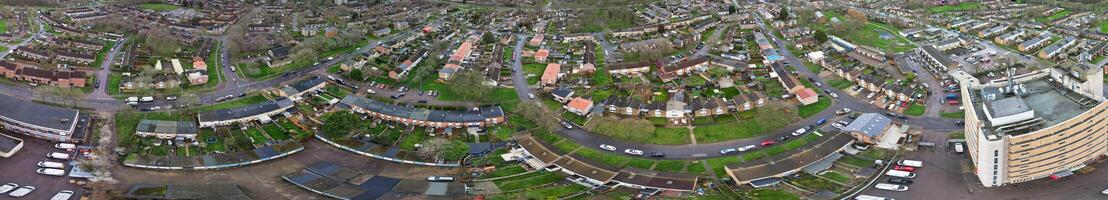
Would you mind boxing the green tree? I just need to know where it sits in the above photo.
[729,5,736,14]
[445,70,491,101]
[777,7,789,20]
[814,30,829,43]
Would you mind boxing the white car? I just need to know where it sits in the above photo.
[719,148,738,155]
[47,152,70,160]
[36,168,66,176]
[832,123,846,129]
[737,145,757,152]
[874,183,908,192]
[51,190,74,200]
[1102,188,1108,195]
[54,143,76,150]
[623,149,644,155]
[38,161,65,169]
[599,144,617,151]
[792,128,808,136]
[0,183,17,194]
[7,186,34,197]
[528,93,535,99]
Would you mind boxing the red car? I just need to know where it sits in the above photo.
[893,165,916,172]
[760,140,777,147]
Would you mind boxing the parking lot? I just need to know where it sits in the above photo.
[854,131,1108,200]
[0,133,86,200]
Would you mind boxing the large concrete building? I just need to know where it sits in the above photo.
[0,95,82,142]
[953,65,1107,187]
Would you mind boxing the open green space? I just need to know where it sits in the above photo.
[1099,21,1108,33]
[826,78,852,89]
[653,160,686,173]
[522,63,545,85]
[820,171,852,183]
[0,19,7,33]
[927,2,981,13]
[1039,10,1072,22]
[797,97,832,118]
[574,148,629,167]
[204,41,223,88]
[196,95,268,111]
[139,3,180,11]
[482,165,528,179]
[572,8,638,33]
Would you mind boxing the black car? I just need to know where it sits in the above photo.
[647,152,665,158]
[888,178,914,185]
[776,136,790,142]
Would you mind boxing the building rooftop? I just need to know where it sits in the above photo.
[0,94,80,132]
[197,98,294,123]
[843,113,892,137]
[968,75,1100,138]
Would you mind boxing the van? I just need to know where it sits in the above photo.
[38,161,65,169]
[897,160,924,168]
[37,168,66,176]
[954,143,964,153]
[426,176,454,182]
[140,96,154,102]
[126,97,139,102]
[874,183,908,191]
[885,170,917,178]
[47,152,70,160]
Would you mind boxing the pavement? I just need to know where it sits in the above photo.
[0,133,87,200]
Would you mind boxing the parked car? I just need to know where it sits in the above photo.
[47,152,70,160]
[36,168,65,176]
[426,176,454,182]
[647,152,665,158]
[854,194,895,200]
[0,183,17,194]
[888,178,914,185]
[51,190,74,200]
[832,123,846,129]
[836,108,852,115]
[54,143,76,150]
[894,165,916,172]
[737,145,757,152]
[623,149,644,155]
[7,186,34,197]
[775,136,790,142]
[874,183,908,192]
[760,140,777,146]
[166,96,178,101]
[528,93,535,99]
[792,128,807,136]
[562,121,574,129]
[37,161,65,169]
[719,148,738,155]
[599,144,617,151]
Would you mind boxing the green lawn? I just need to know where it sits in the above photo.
[821,171,852,183]
[0,19,7,33]
[948,132,965,140]
[791,174,846,193]
[195,95,268,111]
[1040,10,1071,22]
[242,128,269,145]
[552,140,582,153]
[826,78,852,90]
[654,160,686,173]
[650,127,692,145]
[706,156,741,175]
[746,189,799,200]
[397,129,426,151]
[1099,20,1108,33]
[107,73,122,95]
[260,123,291,141]
[138,3,180,11]
[482,165,528,179]
[797,97,832,118]
[941,111,965,118]
[198,129,226,153]
[237,63,274,80]
[625,158,655,169]
[204,40,223,88]
[493,172,564,191]
[927,2,981,13]
[903,103,925,116]
[522,63,546,85]
[573,148,629,167]
[90,41,113,68]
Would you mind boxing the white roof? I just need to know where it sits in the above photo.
[171,59,184,74]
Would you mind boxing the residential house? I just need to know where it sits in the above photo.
[339,95,506,128]
[541,63,561,88]
[277,76,326,101]
[565,97,594,116]
[135,120,199,140]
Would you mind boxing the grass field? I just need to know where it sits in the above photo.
[1099,21,1108,33]
[927,2,981,13]
[522,63,546,85]
[260,123,291,141]
[0,19,8,34]
[827,78,852,89]
[492,172,564,191]
[1040,10,1071,22]
[797,97,832,118]
[574,148,629,167]
[139,3,180,11]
